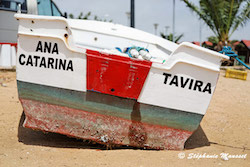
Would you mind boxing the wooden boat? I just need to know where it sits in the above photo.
[15,14,228,150]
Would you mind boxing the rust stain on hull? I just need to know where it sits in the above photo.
[21,99,192,150]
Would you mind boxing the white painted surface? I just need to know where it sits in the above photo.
[15,14,227,115]
[17,35,87,92]
[0,44,12,67]
[157,42,228,72]
[11,46,16,66]
[68,19,178,54]
[16,14,86,91]
[138,42,226,115]
[15,14,178,63]
[26,0,38,15]
[69,19,176,63]
[15,14,78,53]
[0,44,17,68]
[138,63,219,115]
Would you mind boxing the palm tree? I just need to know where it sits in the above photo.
[160,33,184,43]
[182,0,250,48]
[207,35,242,50]
[69,12,112,22]
[69,12,91,19]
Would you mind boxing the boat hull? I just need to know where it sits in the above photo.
[15,14,228,150]
[18,81,203,150]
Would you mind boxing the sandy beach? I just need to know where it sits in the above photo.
[0,70,249,167]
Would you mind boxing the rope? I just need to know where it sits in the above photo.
[219,46,250,70]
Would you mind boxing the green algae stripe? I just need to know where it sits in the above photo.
[17,81,203,131]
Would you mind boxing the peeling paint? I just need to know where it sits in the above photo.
[21,98,192,150]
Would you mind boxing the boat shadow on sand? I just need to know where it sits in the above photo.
[18,112,210,150]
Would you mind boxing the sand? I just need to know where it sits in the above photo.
[0,70,249,167]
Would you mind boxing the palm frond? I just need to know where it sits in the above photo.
[182,0,250,43]
[182,0,219,36]
[174,34,184,43]
[230,1,250,36]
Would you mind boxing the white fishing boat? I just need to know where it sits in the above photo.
[15,13,228,150]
